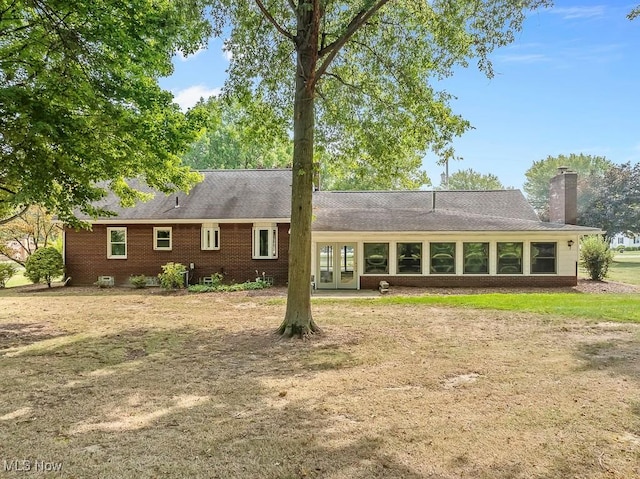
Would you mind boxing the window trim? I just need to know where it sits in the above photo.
[153,226,172,251]
[201,223,220,251]
[252,224,278,259]
[107,227,127,259]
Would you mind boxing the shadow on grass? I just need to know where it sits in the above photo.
[575,338,640,384]
[2,324,633,478]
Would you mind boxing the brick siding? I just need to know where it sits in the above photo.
[359,274,577,290]
[64,223,289,286]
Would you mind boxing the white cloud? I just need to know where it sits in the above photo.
[175,47,206,62]
[222,48,233,61]
[551,6,606,19]
[173,85,221,111]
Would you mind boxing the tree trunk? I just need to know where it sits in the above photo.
[277,2,321,338]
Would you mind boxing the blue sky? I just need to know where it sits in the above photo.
[159,2,640,190]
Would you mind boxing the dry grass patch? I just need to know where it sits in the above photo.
[0,287,639,478]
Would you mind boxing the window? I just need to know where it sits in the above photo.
[364,243,389,274]
[201,224,220,250]
[153,227,172,250]
[618,237,624,245]
[253,225,278,259]
[107,227,127,259]
[397,243,421,274]
[497,242,523,274]
[430,242,456,274]
[635,236,640,245]
[531,242,556,274]
[463,242,489,274]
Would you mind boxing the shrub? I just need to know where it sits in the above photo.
[158,262,187,289]
[580,235,614,281]
[616,245,625,253]
[129,275,148,289]
[0,263,18,288]
[24,247,64,287]
[187,280,271,293]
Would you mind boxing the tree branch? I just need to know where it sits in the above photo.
[315,0,392,83]
[0,205,29,226]
[254,0,295,41]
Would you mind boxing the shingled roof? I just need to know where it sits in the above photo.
[83,169,599,233]
[312,190,599,233]
[85,169,292,221]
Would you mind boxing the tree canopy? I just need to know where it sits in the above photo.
[182,95,293,170]
[578,162,640,239]
[0,0,211,224]
[523,154,613,220]
[208,0,548,336]
[444,168,505,190]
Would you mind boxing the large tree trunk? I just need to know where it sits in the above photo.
[277,2,321,338]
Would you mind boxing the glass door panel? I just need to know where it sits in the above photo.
[319,244,334,287]
[339,244,356,289]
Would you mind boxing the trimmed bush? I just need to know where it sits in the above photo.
[24,247,64,287]
[129,275,148,289]
[0,263,18,288]
[580,235,614,281]
[158,262,187,289]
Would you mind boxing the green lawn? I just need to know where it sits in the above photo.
[364,292,640,323]
[4,267,30,288]
[608,251,640,286]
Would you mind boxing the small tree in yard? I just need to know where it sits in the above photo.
[24,247,64,288]
[580,235,614,281]
[0,263,18,288]
[158,262,187,290]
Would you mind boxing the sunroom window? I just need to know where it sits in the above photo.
[497,242,523,274]
[364,243,389,274]
[463,242,489,274]
[397,242,422,274]
[531,242,556,274]
[430,242,455,274]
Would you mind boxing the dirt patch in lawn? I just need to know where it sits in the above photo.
[0,290,639,478]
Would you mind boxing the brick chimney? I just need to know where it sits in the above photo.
[549,167,577,224]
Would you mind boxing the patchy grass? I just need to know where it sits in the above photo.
[371,293,640,323]
[608,253,640,286]
[1,288,639,478]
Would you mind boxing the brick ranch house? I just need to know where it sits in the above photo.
[62,168,600,289]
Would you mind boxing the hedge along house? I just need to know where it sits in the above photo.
[63,168,599,288]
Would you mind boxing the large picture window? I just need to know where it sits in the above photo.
[463,242,489,274]
[430,242,456,274]
[531,242,556,274]
[397,243,422,274]
[107,227,127,259]
[364,243,389,274]
[253,225,278,259]
[497,242,523,274]
[153,227,172,250]
[201,224,220,250]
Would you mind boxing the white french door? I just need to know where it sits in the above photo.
[317,243,357,289]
